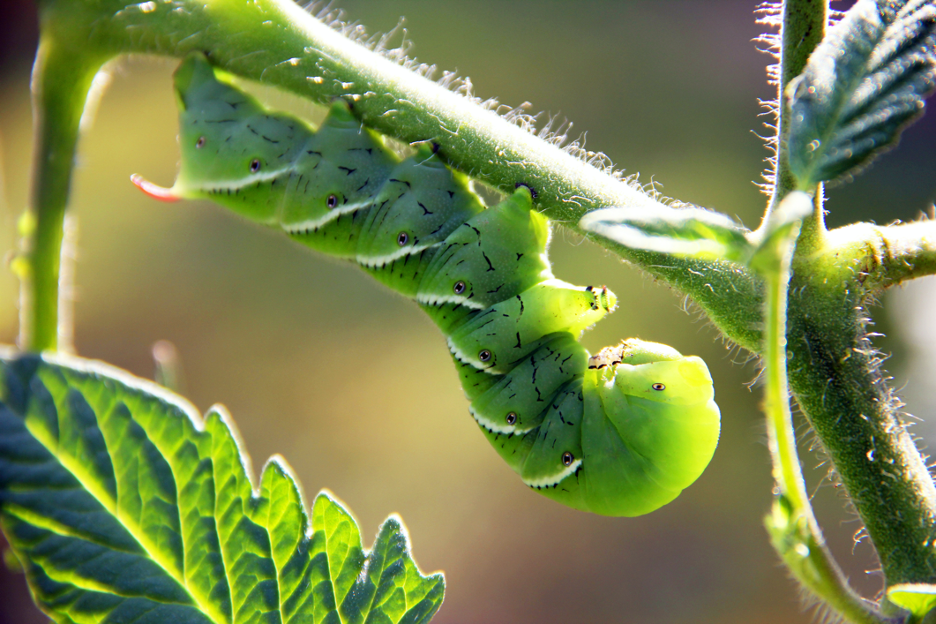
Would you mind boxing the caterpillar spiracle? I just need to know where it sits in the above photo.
[132,54,721,517]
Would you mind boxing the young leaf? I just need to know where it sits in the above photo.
[747,191,813,277]
[887,583,936,619]
[579,204,753,263]
[0,347,444,624]
[788,0,936,187]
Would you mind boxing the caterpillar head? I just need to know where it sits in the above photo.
[588,339,714,405]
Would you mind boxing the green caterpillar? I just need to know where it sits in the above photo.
[133,54,720,516]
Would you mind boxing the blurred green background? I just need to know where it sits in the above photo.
[1,1,935,623]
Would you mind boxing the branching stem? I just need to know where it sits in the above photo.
[30,0,767,350]
[18,0,936,614]
[821,220,936,289]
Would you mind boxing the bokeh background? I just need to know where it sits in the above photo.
[2,1,935,623]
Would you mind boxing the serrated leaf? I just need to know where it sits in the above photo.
[887,583,936,618]
[0,348,444,624]
[579,204,753,263]
[788,0,936,186]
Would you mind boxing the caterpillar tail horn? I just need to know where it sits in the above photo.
[130,174,181,202]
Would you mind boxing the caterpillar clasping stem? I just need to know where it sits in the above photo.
[134,53,721,517]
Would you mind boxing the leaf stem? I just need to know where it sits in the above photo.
[763,0,828,243]
[760,212,889,624]
[827,219,936,289]
[25,0,936,599]
[20,32,106,352]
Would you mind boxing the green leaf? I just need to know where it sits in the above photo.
[0,347,444,624]
[747,191,813,277]
[788,0,936,186]
[887,583,936,619]
[579,204,753,263]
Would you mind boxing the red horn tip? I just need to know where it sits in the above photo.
[131,174,180,202]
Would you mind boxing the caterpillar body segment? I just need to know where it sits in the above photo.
[417,190,553,311]
[469,332,588,436]
[133,54,721,517]
[446,281,615,375]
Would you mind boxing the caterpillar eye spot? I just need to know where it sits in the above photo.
[326,194,339,209]
[652,383,666,391]
[506,412,517,425]
[478,349,492,363]
[453,280,466,295]
[397,231,409,246]
[196,136,206,148]
[561,452,575,466]
[249,159,261,173]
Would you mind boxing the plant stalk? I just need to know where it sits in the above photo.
[763,0,828,235]
[761,215,889,624]
[22,0,936,593]
[36,0,769,348]
[21,32,106,351]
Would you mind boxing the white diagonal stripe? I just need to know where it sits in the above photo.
[522,459,582,489]
[415,293,487,310]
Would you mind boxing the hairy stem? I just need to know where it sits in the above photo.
[822,220,936,289]
[27,0,936,595]
[764,0,828,241]
[771,0,936,590]
[786,250,936,589]
[36,0,767,347]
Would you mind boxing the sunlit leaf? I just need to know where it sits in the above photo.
[887,583,936,618]
[788,0,936,186]
[747,191,813,276]
[0,348,444,624]
[579,204,752,263]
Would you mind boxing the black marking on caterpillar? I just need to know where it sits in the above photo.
[133,53,721,518]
